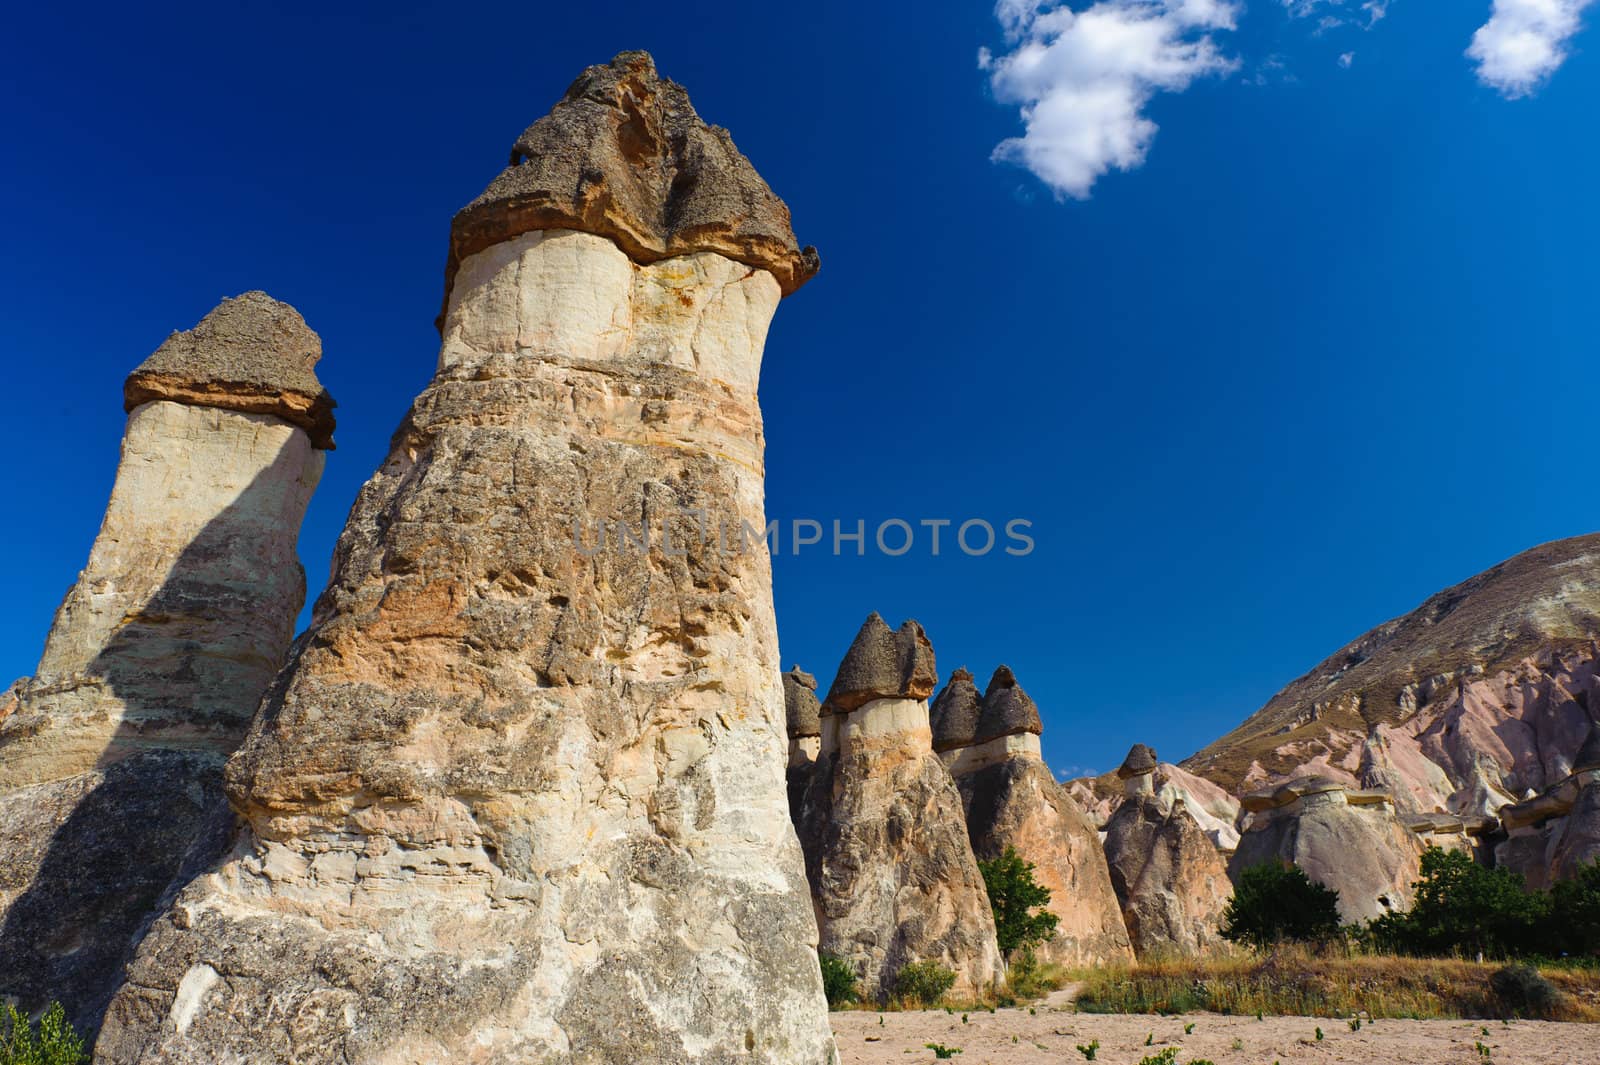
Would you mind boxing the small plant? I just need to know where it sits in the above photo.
[1348,1015,1361,1031]
[1136,1049,1178,1065]
[818,951,860,1010]
[1474,1041,1492,1061]
[960,1013,968,1024]
[1183,1022,1195,1034]
[925,1044,962,1059]
[1314,1026,1324,1042]
[1075,1038,1100,1060]
[894,961,958,1008]
[1489,964,1559,1018]
[1145,1031,1154,1045]
[0,1003,87,1065]
[979,848,1061,958]
[1231,1038,1245,1051]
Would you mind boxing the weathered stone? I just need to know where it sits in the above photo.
[973,666,1042,745]
[822,613,938,714]
[786,665,822,741]
[937,669,1132,966]
[1071,757,1241,852]
[795,620,1003,1001]
[930,667,981,753]
[443,51,818,326]
[1229,778,1425,923]
[1118,744,1158,779]
[124,291,337,449]
[0,294,329,1041]
[96,55,833,1065]
[1102,792,1232,957]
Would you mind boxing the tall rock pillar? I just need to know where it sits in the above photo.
[0,292,332,1037]
[794,615,1005,1002]
[96,52,835,1065]
[932,667,1133,966]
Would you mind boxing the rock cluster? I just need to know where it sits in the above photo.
[1230,776,1426,923]
[1494,725,1600,890]
[933,666,1133,966]
[0,293,331,1039]
[795,614,1005,1001]
[1102,745,1232,957]
[95,53,835,1065]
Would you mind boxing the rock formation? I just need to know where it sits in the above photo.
[1102,745,1232,957]
[1230,776,1426,923]
[933,667,1133,966]
[95,52,835,1065]
[1068,757,1241,853]
[785,665,823,826]
[0,292,332,1039]
[1183,536,1600,819]
[1495,725,1600,890]
[795,615,1004,1001]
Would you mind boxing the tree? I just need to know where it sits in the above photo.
[978,847,1059,958]
[1549,860,1600,956]
[1366,847,1549,959]
[1220,861,1342,949]
[817,951,860,1009]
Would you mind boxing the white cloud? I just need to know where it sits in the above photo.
[1467,0,1596,97]
[1338,50,1356,67]
[983,0,1241,199]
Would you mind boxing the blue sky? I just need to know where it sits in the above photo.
[2,1,1596,780]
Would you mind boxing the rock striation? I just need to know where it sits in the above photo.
[1102,745,1232,957]
[1230,776,1426,923]
[1494,724,1600,890]
[934,667,1133,966]
[96,53,835,1065]
[795,616,1004,1002]
[0,293,331,1040]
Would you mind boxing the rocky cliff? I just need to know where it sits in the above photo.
[0,292,331,1040]
[934,667,1133,966]
[1184,535,1600,818]
[95,52,835,1065]
[794,615,1005,1001]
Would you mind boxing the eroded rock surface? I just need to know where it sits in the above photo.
[935,667,1132,966]
[795,617,1004,1001]
[1102,745,1231,957]
[0,293,329,1040]
[1230,777,1426,923]
[95,54,834,1065]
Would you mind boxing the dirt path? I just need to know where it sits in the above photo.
[831,1006,1600,1064]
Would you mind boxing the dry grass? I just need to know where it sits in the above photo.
[1069,946,1600,1022]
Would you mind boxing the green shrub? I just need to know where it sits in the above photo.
[1489,964,1560,1018]
[1220,861,1342,949]
[1,1003,87,1065]
[894,961,958,1007]
[1366,849,1549,959]
[978,848,1060,958]
[818,951,860,1009]
[1136,1049,1177,1065]
[1075,1038,1099,1060]
[1004,948,1066,1002]
[1549,861,1600,956]
[925,1044,962,1059]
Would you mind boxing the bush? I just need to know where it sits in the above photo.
[893,961,958,1007]
[1366,849,1550,959]
[1004,948,1066,1002]
[1490,964,1560,1018]
[818,951,860,1009]
[1,1003,87,1065]
[978,847,1060,958]
[1549,860,1600,956]
[1220,861,1342,949]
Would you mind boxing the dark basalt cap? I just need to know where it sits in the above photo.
[822,613,938,715]
[1117,743,1158,779]
[124,292,337,449]
[784,666,821,739]
[930,667,982,753]
[1575,724,1600,773]
[974,665,1043,744]
[442,51,819,326]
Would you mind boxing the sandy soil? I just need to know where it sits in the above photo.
[831,992,1600,1064]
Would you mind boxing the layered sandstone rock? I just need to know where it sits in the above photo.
[1102,745,1232,957]
[0,293,330,1039]
[1230,776,1425,923]
[1495,726,1600,890]
[785,665,823,829]
[934,667,1133,966]
[96,53,834,1065]
[795,616,1004,1001]
[1068,757,1241,853]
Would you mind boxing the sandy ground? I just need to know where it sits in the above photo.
[830,991,1600,1064]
